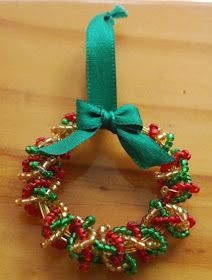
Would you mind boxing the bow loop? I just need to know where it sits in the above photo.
[115,105,143,133]
[76,100,101,131]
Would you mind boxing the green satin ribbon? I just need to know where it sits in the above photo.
[40,6,173,169]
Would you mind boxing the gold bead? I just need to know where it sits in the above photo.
[161,186,169,195]
[15,196,39,205]
[142,127,149,134]
[156,132,167,141]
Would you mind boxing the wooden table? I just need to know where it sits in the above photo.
[0,1,211,279]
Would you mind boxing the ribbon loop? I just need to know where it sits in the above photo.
[40,6,174,169]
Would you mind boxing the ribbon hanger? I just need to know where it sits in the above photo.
[40,5,173,169]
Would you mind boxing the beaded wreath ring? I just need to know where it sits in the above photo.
[16,6,200,276]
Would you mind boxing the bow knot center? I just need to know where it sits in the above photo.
[100,109,117,134]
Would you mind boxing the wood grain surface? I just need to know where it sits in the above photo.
[0,1,212,280]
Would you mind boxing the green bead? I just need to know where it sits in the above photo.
[180,159,188,166]
[167,133,175,141]
[165,224,174,233]
[98,243,104,251]
[170,148,180,155]
[104,245,111,252]
[93,255,102,264]
[150,199,162,209]
[62,118,70,125]
[66,244,72,251]
[29,161,40,170]
[42,170,54,178]
[165,141,173,149]
[159,246,167,253]
[84,215,96,227]
[124,254,131,262]
[50,219,61,231]
[124,254,138,275]
[185,178,191,183]
[110,246,117,254]
[149,200,154,208]
[67,238,74,246]
[78,254,84,261]
[48,192,57,201]
[126,230,133,235]
[120,226,127,234]
[113,227,120,233]
[61,217,68,226]
[182,166,189,173]
[32,187,46,197]
[183,230,190,237]
[127,269,137,276]
[69,252,78,259]
[140,227,148,235]
[95,240,104,251]
[25,145,39,155]
[186,191,192,199]
[160,208,168,217]
[148,228,155,235]
[153,231,161,240]
[67,214,75,223]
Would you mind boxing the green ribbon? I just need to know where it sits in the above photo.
[40,6,173,169]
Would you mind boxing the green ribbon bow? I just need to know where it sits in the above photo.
[40,6,174,169]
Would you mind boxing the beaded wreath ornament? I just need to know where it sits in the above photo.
[16,6,200,276]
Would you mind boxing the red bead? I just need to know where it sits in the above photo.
[169,216,177,223]
[74,219,82,227]
[176,183,183,191]
[56,170,65,180]
[189,183,200,193]
[182,149,191,160]
[45,217,53,225]
[105,230,113,238]
[115,237,123,244]
[78,228,85,235]
[188,215,196,228]
[60,152,71,160]
[43,228,51,239]
[83,249,93,262]
[116,244,124,252]
[80,234,87,241]
[153,217,159,223]
[53,208,61,215]
[133,227,140,235]
[22,159,30,172]
[111,233,117,241]
[64,113,76,123]
[160,161,175,173]
[139,250,151,263]
[22,187,31,198]
[149,123,159,130]
[24,205,42,217]
[135,233,142,240]
[112,256,122,267]
[126,221,138,230]
[149,123,159,139]
[52,239,67,249]
[35,137,46,146]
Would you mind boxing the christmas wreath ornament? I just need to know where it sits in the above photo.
[16,6,200,275]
